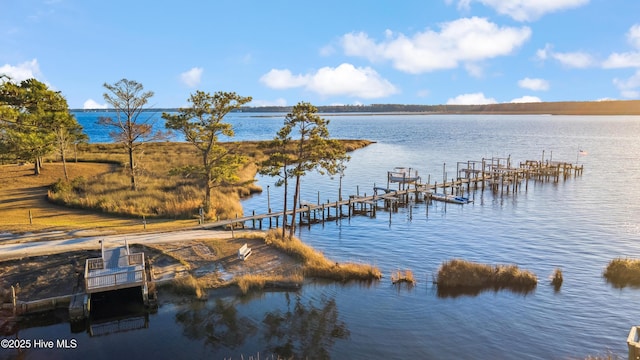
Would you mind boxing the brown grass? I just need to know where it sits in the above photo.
[603,258,640,287]
[0,140,373,234]
[551,268,563,288]
[391,269,416,285]
[234,273,304,295]
[166,274,207,299]
[263,229,382,282]
[436,259,537,289]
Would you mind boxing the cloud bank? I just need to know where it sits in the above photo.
[260,63,398,99]
[518,77,549,91]
[446,92,497,105]
[0,59,42,82]
[451,0,590,22]
[340,17,531,75]
[83,99,109,109]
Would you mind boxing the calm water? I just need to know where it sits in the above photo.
[5,113,640,359]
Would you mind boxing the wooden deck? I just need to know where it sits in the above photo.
[195,156,584,231]
[85,242,146,294]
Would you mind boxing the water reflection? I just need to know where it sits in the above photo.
[436,285,536,298]
[175,298,257,350]
[262,293,349,359]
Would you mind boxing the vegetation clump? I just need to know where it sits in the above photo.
[263,229,382,282]
[167,274,207,299]
[391,270,416,285]
[603,258,640,288]
[551,268,563,289]
[234,273,304,295]
[436,259,537,290]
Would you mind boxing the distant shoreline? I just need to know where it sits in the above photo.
[74,99,640,116]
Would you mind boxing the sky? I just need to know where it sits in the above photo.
[2,0,640,109]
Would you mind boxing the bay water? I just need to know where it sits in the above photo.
[5,112,640,359]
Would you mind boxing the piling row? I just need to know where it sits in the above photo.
[201,156,585,231]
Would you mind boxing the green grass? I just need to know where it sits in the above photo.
[436,259,537,290]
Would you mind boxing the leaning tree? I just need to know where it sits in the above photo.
[162,90,252,218]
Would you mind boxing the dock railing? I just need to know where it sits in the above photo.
[84,253,146,293]
[628,326,640,360]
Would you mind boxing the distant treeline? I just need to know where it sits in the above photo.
[76,100,640,115]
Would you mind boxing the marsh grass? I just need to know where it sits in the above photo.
[436,259,537,290]
[166,274,207,299]
[263,229,382,282]
[603,258,640,287]
[45,140,371,221]
[391,269,416,285]
[234,273,304,295]
[551,267,563,289]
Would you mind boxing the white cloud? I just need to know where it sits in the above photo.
[179,67,203,88]
[260,63,398,99]
[465,63,484,78]
[536,45,595,68]
[249,98,287,107]
[613,70,640,99]
[260,69,309,89]
[518,77,549,91]
[454,0,589,22]
[340,17,530,74]
[446,92,497,105]
[83,99,109,109]
[0,59,42,82]
[510,95,542,103]
[319,44,335,57]
[602,52,640,69]
[602,25,640,69]
[627,24,640,49]
[552,51,595,68]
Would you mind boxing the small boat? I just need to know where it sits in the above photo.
[388,167,420,183]
[429,193,473,204]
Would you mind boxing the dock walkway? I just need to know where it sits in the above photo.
[198,156,584,230]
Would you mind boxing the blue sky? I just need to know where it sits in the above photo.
[2,0,640,109]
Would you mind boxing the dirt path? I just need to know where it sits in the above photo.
[0,229,300,302]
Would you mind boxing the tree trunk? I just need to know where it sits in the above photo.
[128,147,136,190]
[282,163,288,239]
[204,179,213,218]
[61,147,69,181]
[34,158,41,175]
[289,173,301,239]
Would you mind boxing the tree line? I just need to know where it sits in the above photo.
[1,77,347,238]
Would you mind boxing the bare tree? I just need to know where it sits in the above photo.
[100,79,166,190]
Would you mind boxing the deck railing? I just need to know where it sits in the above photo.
[128,253,144,265]
[85,268,145,293]
[87,258,104,270]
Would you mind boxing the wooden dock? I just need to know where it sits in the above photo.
[198,156,584,231]
[85,241,147,294]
